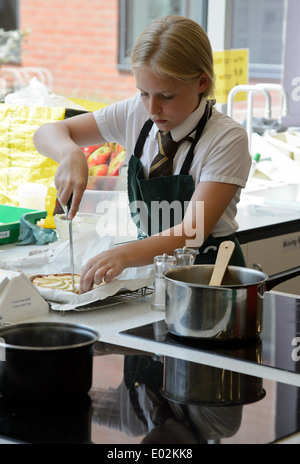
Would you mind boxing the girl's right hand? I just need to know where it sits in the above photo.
[55,149,89,219]
[33,113,106,218]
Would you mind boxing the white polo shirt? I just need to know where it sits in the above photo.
[93,93,251,237]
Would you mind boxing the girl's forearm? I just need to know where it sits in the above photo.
[118,225,198,268]
[33,122,82,163]
[33,114,105,163]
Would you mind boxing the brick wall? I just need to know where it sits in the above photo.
[19,0,136,103]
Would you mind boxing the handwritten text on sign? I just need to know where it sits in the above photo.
[213,49,249,104]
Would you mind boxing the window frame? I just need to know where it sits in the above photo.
[118,0,208,71]
[0,0,19,31]
[207,0,286,81]
[0,0,21,65]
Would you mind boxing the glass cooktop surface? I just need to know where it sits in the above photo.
[1,352,300,445]
[1,293,300,445]
[121,293,300,378]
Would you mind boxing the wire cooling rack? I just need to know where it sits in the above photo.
[65,287,153,313]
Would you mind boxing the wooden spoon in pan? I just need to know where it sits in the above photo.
[209,241,236,286]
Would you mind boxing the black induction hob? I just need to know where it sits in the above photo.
[121,292,300,382]
[0,394,92,444]
[1,348,300,444]
[1,293,300,445]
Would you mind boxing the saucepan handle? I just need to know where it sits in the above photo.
[265,266,300,292]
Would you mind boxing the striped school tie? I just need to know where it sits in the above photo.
[149,131,184,178]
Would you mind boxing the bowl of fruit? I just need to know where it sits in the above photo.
[82,143,126,191]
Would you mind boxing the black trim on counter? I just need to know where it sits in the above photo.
[236,219,300,244]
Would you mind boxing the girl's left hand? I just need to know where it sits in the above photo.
[79,248,127,294]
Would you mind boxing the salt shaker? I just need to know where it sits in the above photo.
[174,246,197,266]
[151,253,176,311]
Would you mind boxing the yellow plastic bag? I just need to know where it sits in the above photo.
[0,104,65,227]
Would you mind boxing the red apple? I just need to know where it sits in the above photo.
[110,144,125,159]
[87,147,111,167]
[108,150,126,176]
[82,144,101,157]
[116,144,125,153]
[89,164,109,176]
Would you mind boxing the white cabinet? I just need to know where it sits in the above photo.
[241,231,300,295]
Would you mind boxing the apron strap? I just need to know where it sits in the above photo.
[134,119,154,159]
[133,100,215,171]
[180,100,214,175]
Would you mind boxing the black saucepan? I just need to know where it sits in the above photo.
[0,322,99,399]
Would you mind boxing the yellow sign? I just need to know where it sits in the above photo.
[213,49,249,104]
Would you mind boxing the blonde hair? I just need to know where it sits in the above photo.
[131,15,215,98]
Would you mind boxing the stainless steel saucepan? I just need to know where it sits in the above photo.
[164,265,300,341]
[162,354,266,407]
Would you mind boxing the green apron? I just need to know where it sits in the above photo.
[127,102,246,267]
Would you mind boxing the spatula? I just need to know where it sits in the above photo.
[209,241,235,286]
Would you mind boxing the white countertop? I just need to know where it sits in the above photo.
[0,286,295,389]
[44,290,300,387]
[1,183,300,388]
[237,182,300,233]
[0,249,299,388]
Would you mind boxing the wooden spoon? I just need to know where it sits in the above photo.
[209,241,236,286]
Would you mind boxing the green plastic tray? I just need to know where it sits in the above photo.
[0,205,47,245]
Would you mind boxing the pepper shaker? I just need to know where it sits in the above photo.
[174,246,197,266]
[151,253,176,311]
